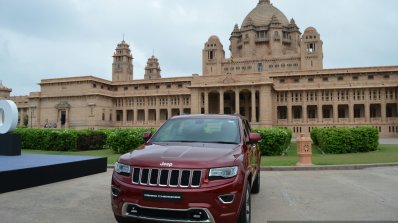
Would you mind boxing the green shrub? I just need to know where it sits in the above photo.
[253,128,292,156]
[77,130,107,151]
[310,127,379,154]
[106,128,156,154]
[14,128,109,151]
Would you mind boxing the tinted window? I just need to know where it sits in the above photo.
[150,118,240,144]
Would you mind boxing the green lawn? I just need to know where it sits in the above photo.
[23,143,398,166]
[262,143,398,166]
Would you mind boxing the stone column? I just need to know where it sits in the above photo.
[133,108,137,125]
[348,89,354,122]
[235,88,240,114]
[333,90,338,123]
[190,89,201,114]
[204,90,209,114]
[144,109,148,124]
[365,89,370,122]
[219,89,224,114]
[251,88,256,122]
[317,90,323,122]
[123,109,127,126]
[156,108,160,124]
[179,95,184,115]
[259,85,272,127]
[287,91,292,123]
[381,88,387,122]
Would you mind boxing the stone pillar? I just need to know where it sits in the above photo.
[333,90,338,123]
[156,108,160,124]
[235,88,240,114]
[296,133,313,166]
[287,91,292,123]
[144,109,148,124]
[179,95,184,115]
[122,109,127,126]
[365,89,370,122]
[381,88,386,122]
[133,108,137,125]
[191,89,201,114]
[251,88,256,122]
[317,90,323,122]
[219,89,224,114]
[348,89,354,123]
[259,85,272,127]
[204,90,209,114]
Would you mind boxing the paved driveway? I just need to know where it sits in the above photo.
[1,167,398,223]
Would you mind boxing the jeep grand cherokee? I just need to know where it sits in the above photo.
[111,114,261,223]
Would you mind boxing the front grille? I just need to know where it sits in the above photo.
[132,167,202,188]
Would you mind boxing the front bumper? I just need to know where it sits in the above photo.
[111,171,245,223]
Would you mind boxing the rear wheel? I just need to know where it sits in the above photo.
[237,183,251,223]
[251,170,260,194]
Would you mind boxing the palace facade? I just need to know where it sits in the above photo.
[2,0,398,137]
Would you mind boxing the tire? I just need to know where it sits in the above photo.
[114,214,138,223]
[251,170,260,194]
[237,183,251,223]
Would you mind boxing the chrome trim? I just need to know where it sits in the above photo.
[218,194,235,204]
[122,203,215,223]
[131,167,202,188]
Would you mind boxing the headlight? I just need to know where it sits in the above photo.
[114,162,131,175]
[209,166,238,180]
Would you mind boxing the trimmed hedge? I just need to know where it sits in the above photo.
[311,127,379,154]
[105,128,156,154]
[254,128,292,156]
[14,128,156,153]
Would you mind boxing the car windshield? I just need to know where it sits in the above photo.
[150,118,240,144]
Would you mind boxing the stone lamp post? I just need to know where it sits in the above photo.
[296,133,313,166]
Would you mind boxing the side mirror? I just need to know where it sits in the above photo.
[143,132,152,142]
[248,133,261,144]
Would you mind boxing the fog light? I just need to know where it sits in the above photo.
[189,209,209,221]
[111,186,120,197]
[127,205,141,216]
[218,194,235,204]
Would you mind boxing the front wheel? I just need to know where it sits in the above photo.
[251,170,260,194]
[237,183,251,223]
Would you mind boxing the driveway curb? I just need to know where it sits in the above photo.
[261,163,398,171]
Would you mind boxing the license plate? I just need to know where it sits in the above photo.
[143,191,182,202]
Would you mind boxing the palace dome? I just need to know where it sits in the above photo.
[242,0,289,27]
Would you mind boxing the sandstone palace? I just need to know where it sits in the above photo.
[1,0,397,137]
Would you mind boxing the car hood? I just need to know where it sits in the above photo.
[119,142,241,169]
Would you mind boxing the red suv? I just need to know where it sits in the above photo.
[111,114,261,223]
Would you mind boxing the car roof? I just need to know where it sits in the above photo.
[171,114,243,120]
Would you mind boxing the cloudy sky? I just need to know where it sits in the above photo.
[1,0,397,96]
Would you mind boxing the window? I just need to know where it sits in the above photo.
[144,86,149,89]
[279,79,285,83]
[208,51,215,60]
[93,84,97,88]
[338,76,344,81]
[134,86,138,90]
[308,78,314,82]
[323,77,329,82]
[178,84,183,88]
[124,87,128,91]
[156,85,160,89]
[384,74,390,79]
[353,76,359,80]
[257,63,263,72]
[368,75,374,80]
[167,84,171,88]
[294,78,300,83]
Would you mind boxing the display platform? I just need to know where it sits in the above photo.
[0,154,107,193]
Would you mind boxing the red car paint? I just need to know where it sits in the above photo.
[111,114,261,223]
